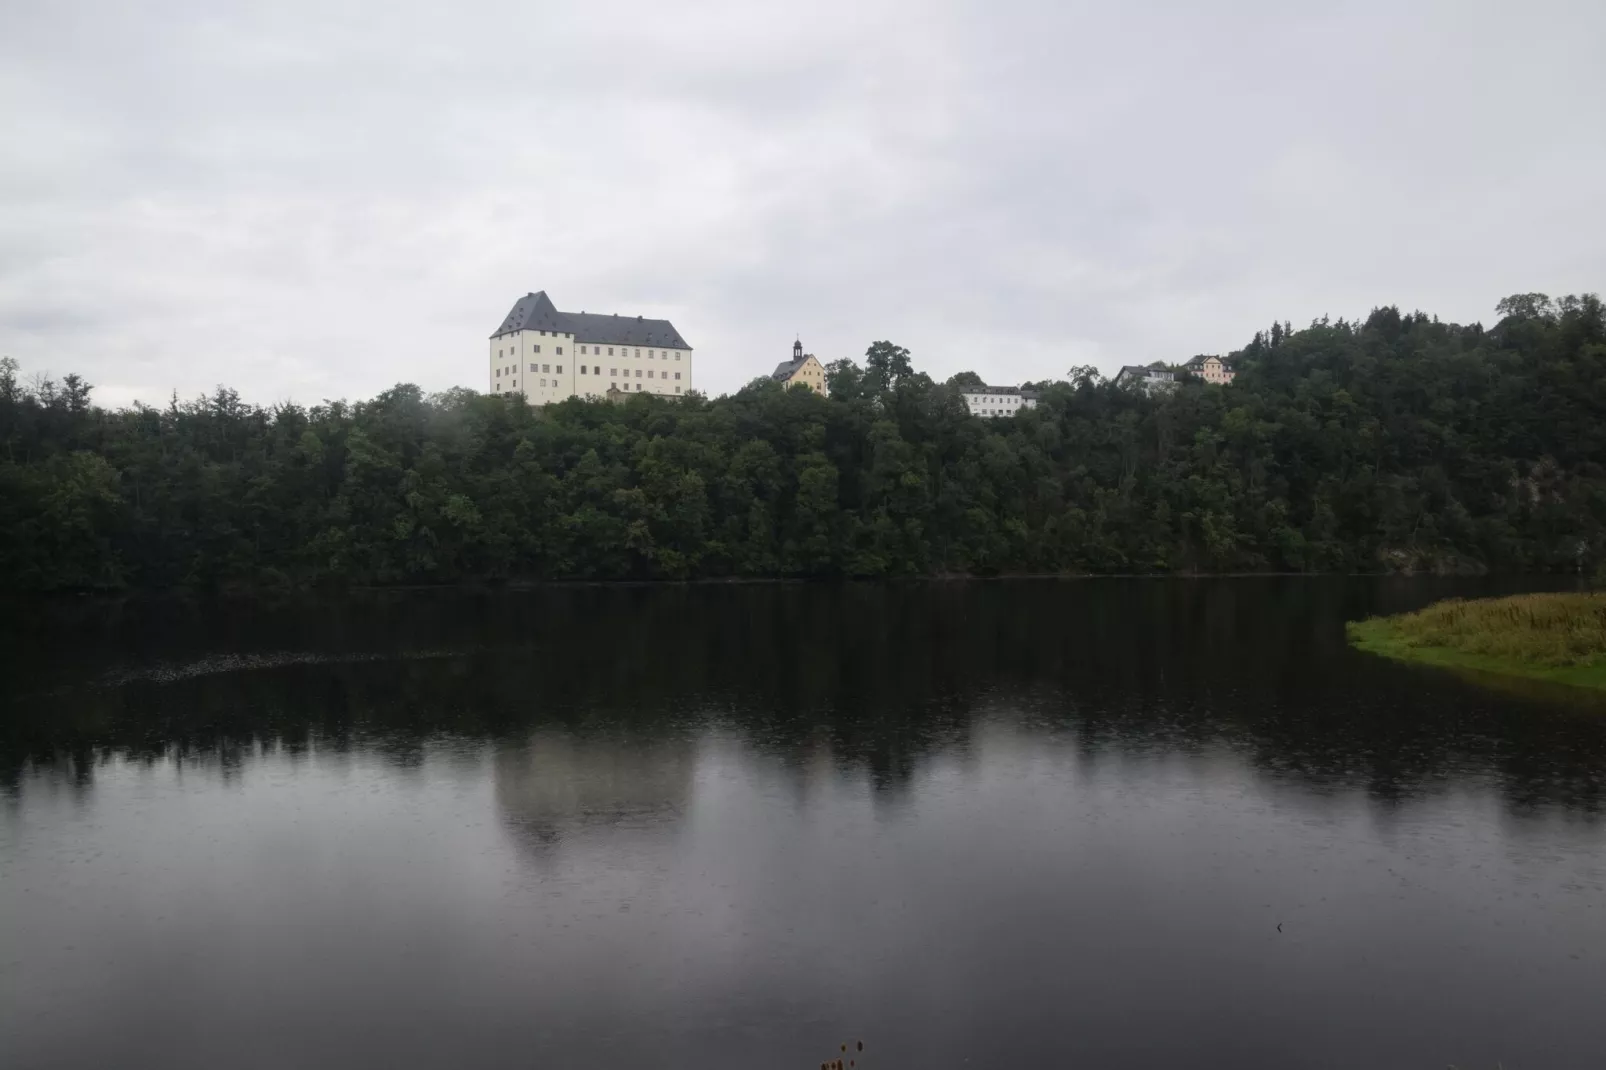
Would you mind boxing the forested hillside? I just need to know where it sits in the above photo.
[2,293,1603,590]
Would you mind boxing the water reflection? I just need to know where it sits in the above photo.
[495,729,697,850]
[3,579,1606,1069]
[5,578,1606,817]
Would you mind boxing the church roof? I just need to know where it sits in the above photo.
[770,355,813,381]
[770,348,819,381]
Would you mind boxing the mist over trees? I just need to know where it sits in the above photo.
[2,293,1602,590]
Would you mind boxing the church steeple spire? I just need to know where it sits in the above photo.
[793,338,803,361]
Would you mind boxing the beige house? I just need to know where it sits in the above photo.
[488,291,693,403]
[1184,354,1236,384]
[770,340,828,394]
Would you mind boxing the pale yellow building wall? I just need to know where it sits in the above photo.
[489,328,575,401]
[576,339,693,399]
[784,354,828,394]
[489,328,693,403]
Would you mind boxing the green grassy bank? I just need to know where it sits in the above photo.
[1347,592,1606,691]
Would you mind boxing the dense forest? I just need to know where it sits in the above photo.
[1,293,1603,590]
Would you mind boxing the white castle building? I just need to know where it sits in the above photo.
[488,291,693,403]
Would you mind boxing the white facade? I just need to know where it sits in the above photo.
[489,328,576,403]
[962,385,1038,418]
[1114,366,1177,393]
[569,339,692,398]
[488,293,693,403]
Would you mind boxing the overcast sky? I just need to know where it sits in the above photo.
[2,0,1602,408]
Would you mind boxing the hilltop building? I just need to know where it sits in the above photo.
[961,385,1039,417]
[1114,365,1177,392]
[770,340,828,394]
[487,291,693,403]
[1183,354,1236,384]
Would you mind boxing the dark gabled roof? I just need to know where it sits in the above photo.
[1184,354,1232,368]
[961,384,1024,396]
[491,291,691,349]
[1116,365,1174,381]
[564,311,689,349]
[770,354,818,381]
[494,291,565,336]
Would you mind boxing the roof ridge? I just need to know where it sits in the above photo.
[490,292,691,348]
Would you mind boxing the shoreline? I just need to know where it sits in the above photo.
[1347,616,1606,692]
[5,569,1594,600]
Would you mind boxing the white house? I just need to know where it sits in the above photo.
[961,385,1039,417]
[1113,365,1177,392]
[487,291,693,403]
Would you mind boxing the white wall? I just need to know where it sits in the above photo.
[961,389,1036,417]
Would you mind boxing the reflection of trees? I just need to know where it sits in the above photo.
[4,579,1606,817]
[493,729,695,848]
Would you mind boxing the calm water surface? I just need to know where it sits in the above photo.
[3,579,1605,1069]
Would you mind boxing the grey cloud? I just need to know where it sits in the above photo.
[1,0,1602,409]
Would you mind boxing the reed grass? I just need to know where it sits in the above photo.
[1347,592,1606,691]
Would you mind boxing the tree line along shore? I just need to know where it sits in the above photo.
[1,293,1603,591]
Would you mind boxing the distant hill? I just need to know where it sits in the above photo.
[2,293,1603,588]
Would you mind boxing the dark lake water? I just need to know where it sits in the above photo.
[4,578,1606,1069]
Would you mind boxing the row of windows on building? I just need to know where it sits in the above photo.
[612,382,681,393]
[496,344,682,360]
[580,366,680,380]
[495,380,683,395]
[496,364,682,382]
[581,345,680,359]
